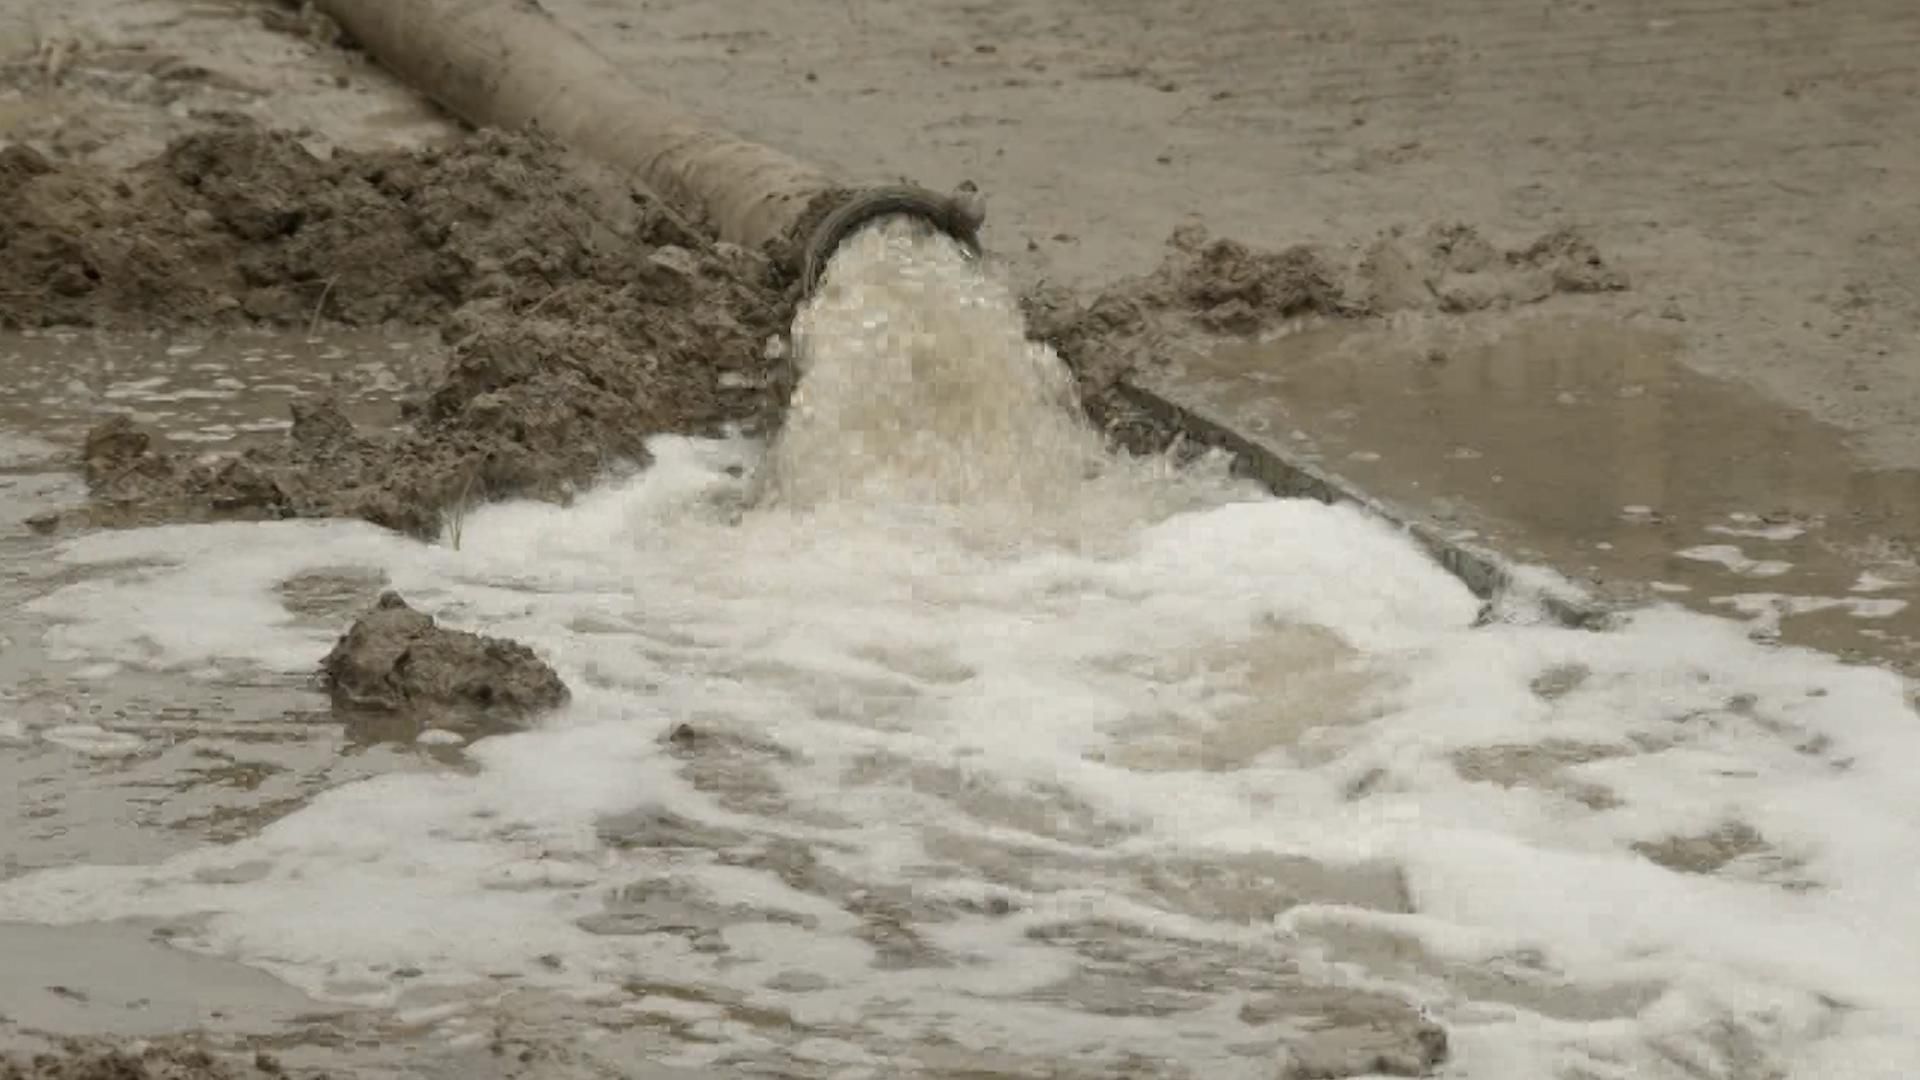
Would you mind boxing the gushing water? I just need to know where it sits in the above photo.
[771,219,1104,514]
[1,224,1919,1078]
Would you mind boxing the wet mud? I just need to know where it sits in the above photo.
[5,124,792,537]
[5,114,1624,545]
[1279,1004,1450,1079]
[3,123,717,329]
[0,1043,265,1080]
[320,591,569,741]
[1029,220,1627,454]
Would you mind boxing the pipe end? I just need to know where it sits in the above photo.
[799,185,988,298]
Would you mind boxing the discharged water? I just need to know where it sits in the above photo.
[0,222,1918,1078]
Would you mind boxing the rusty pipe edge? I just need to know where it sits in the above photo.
[798,185,988,298]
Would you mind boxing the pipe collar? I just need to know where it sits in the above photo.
[799,185,987,297]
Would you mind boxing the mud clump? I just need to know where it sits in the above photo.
[82,416,180,501]
[1152,224,1360,334]
[1128,221,1628,337]
[1280,1017,1449,1078]
[0,1043,260,1080]
[14,124,790,535]
[321,590,569,740]
[1360,222,1628,315]
[1242,990,1448,1080]
[1632,820,1772,875]
[1021,288,1172,453]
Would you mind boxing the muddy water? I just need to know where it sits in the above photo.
[0,331,432,827]
[2,231,1920,1079]
[0,328,423,453]
[1170,316,1920,672]
[0,330,436,1053]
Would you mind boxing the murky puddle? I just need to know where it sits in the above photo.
[1,236,1918,1078]
[1164,316,1920,673]
[0,329,432,880]
[0,327,422,452]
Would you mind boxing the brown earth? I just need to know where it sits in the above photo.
[6,125,795,537]
[320,591,569,740]
[0,1043,276,1080]
[1030,219,1628,452]
[5,108,1624,535]
[545,0,1920,471]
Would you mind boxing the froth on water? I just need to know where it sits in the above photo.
[3,216,1919,1079]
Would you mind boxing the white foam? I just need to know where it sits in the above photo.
[1708,522,1807,542]
[1712,592,1910,639]
[27,519,408,675]
[0,432,65,468]
[41,723,147,756]
[1852,571,1908,594]
[2,235,1918,1075]
[0,469,85,528]
[2,445,1915,1073]
[1676,543,1793,578]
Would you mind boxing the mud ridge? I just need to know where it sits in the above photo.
[7,121,1623,533]
[1031,220,1628,454]
[0,1042,273,1080]
[3,122,792,536]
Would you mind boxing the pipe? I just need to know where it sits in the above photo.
[312,0,986,281]
[308,0,1602,628]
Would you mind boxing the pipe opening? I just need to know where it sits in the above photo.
[799,185,987,298]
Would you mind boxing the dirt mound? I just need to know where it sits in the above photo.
[0,121,726,329]
[321,590,569,741]
[1358,222,1628,316]
[10,124,791,536]
[14,123,1623,533]
[1144,225,1361,334]
[1032,221,1628,454]
[1280,1014,1449,1079]
[1130,221,1628,336]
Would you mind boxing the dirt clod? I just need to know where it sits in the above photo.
[1633,821,1772,875]
[1282,1019,1450,1078]
[1160,235,1356,332]
[320,590,569,739]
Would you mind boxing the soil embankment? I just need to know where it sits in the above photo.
[5,117,1626,535]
